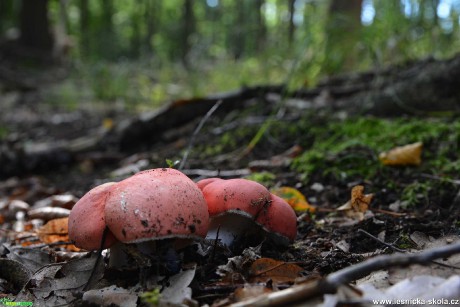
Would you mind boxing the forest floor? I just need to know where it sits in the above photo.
[0,59,459,306]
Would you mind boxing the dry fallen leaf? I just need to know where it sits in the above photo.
[270,187,316,212]
[249,257,303,284]
[234,284,272,302]
[379,142,423,166]
[337,185,373,221]
[37,217,79,251]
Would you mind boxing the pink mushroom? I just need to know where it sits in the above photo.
[255,194,297,245]
[69,168,210,270]
[197,178,297,248]
[103,168,209,264]
[68,182,118,250]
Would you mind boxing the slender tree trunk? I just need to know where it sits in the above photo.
[255,0,266,52]
[233,0,246,59]
[131,4,141,57]
[0,0,14,34]
[288,0,295,45]
[79,0,90,57]
[53,0,70,60]
[144,0,156,54]
[182,0,195,67]
[323,0,363,74]
[100,0,115,58]
[19,0,53,54]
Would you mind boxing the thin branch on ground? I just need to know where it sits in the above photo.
[230,240,460,307]
[358,229,460,270]
[357,229,406,253]
[181,168,251,178]
[178,100,223,171]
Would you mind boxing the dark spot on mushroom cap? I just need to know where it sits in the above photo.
[188,224,196,233]
[167,230,172,235]
[141,220,148,227]
[122,228,127,238]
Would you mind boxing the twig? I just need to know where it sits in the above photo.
[181,168,251,178]
[419,173,460,185]
[357,229,406,253]
[230,240,460,306]
[210,225,221,263]
[357,229,460,269]
[178,100,223,170]
[82,226,109,291]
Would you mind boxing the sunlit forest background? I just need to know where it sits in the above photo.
[2,0,460,112]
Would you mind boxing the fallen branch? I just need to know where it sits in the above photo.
[181,168,251,178]
[179,100,223,170]
[230,240,460,307]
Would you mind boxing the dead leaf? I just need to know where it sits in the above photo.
[337,185,373,221]
[249,258,303,284]
[15,253,104,306]
[159,265,197,306]
[379,142,423,166]
[37,217,79,251]
[28,207,70,221]
[217,245,261,277]
[83,285,138,307]
[33,194,78,210]
[350,185,373,212]
[234,284,272,301]
[270,187,316,212]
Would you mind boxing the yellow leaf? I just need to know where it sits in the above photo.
[102,118,114,131]
[379,142,423,166]
[270,186,316,212]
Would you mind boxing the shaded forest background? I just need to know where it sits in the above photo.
[1,0,460,112]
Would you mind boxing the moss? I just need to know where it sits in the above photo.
[0,126,8,140]
[245,171,276,187]
[292,116,460,184]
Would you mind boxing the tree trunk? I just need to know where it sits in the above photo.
[19,0,53,54]
[233,0,246,59]
[323,0,363,75]
[255,0,266,52]
[288,0,295,45]
[79,0,90,57]
[131,4,141,57]
[144,0,156,54]
[100,0,115,58]
[182,0,195,67]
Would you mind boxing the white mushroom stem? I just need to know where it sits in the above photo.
[205,213,262,247]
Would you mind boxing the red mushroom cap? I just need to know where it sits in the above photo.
[104,168,209,243]
[256,194,297,242]
[68,182,118,250]
[202,178,297,245]
[202,178,272,217]
[196,177,223,191]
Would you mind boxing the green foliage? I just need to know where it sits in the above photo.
[0,126,8,140]
[245,171,276,187]
[401,181,431,207]
[292,116,460,183]
[140,288,161,306]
